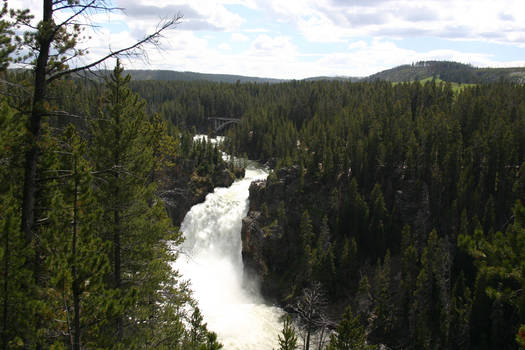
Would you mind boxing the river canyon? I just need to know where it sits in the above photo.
[174,164,283,349]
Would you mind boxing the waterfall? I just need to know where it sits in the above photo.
[175,164,283,350]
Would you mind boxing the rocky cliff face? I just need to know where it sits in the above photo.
[241,182,289,301]
[241,165,431,304]
[160,159,242,226]
[241,165,333,302]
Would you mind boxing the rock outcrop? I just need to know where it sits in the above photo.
[160,160,243,227]
[241,165,432,304]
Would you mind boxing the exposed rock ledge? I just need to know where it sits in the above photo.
[160,160,244,227]
[241,165,432,304]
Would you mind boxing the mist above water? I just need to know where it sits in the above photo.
[175,165,282,350]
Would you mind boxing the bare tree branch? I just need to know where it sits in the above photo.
[43,110,87,119]
[46,15,182,84]
[54,0,98,32]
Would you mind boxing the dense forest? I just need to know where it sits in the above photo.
[0,1,232,349]
[223,79,525,349]
[367,61,525,84]
[127,76,524,349]
[2,1,525,350]
[1,62,233,348]
[88,61,525,86]
[7,68,525,350]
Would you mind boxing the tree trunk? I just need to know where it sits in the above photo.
[114,206,122,341]
[114,78,122,341]
[2,219,9,350]
[72,155,80,350]
[21,4,53,349]
[21,0,53,244]
[305,330,310,350]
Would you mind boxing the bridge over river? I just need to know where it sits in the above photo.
[208,117,240,133]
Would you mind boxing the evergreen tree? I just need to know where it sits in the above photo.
[89,61,185,347]
[368,184,388,256]
[337,237,358,294]
[0,101,31,348]
[459,200,525,348]
[42,125,112,349]
[327,306,377,350]
[399,225,419,338]
[277,315,298,350]
[372,250,396,336]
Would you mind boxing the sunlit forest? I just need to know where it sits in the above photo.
[1,1,525,349]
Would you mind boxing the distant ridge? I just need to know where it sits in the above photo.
[303,76,361,82]
[124,70,286,84]
[367,61,525,84]
[126,70,362,83]
[125,61,525,84]
[12,60,518,84]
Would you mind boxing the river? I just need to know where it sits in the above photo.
[174,163,283,349]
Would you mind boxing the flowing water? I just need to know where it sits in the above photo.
[175,164,283,349]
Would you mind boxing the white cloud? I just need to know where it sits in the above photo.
[249,34,297,57]
[244,28,270,33]
[6,0,525,79]
[113,0,244,32]
[348,41,368,50]
[218,43,232,50]
[257,0,525,46]
[231,33,250,42]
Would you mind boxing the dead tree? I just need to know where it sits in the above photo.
[292,282,331,350]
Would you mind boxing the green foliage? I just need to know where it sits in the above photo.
[460,200,525,349]
[41,125,113,347]
[86,61,193,348]
[2,32,525,349]
[372,250,396,335]
[0,54,223,348]
[277,315,298,350]
[327,306,377,350]
[210,78,524,349]
[517,325,525,349]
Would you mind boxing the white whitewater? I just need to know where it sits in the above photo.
[175,164,283,350]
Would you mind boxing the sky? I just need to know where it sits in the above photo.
[9,0,525,79]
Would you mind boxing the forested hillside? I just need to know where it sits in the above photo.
[2,1,525,349]
[222,80,525,349]
[368,60,525,84]
[125,70,286,84]
[6,66,525,349]
[0,2,231,348]
[107,61,525,85]
[125,75,525,349]
[1,62,232,349]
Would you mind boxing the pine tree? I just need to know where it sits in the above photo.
[42,125,112,349]
[368,184,388,256]
[400,225,418,337]
[337,237,358,294]
[459,200,525,348]
[277,315,298,350]
[188,307,208,348]
[412,230,451,349]
[372,250,396,336]
[0,100,31,349]
[89,61,184,347]
[300,210,315,279]
[327,306,377,350]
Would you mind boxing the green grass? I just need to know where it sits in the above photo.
[419,76,476,92]
[392,76,476,93]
